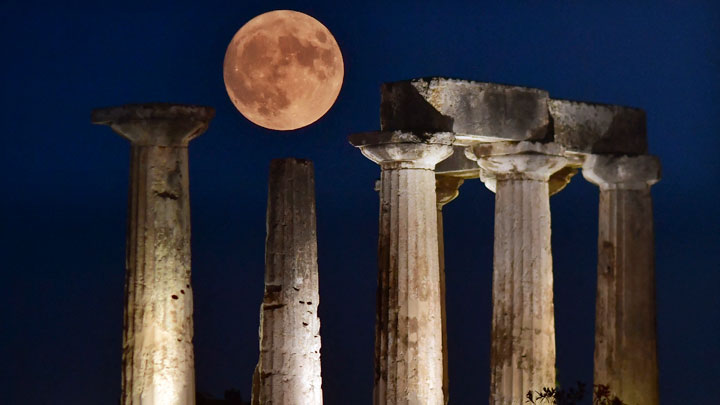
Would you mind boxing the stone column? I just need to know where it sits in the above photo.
[350,131,454,405]
[92,103,215,405]
[467,141,567,405]
[253,158,323,405]
[435,175,464,405]
[582,155,661,405]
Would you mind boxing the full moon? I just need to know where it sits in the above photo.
[223,10,344,131]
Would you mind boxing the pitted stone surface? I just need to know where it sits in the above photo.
[549,99,647,154]
[380,78,550,142]
[253,159,323,405]
[92,103,215,146]
[93,103,214,405]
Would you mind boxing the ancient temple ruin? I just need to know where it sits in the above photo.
[92,77,660,405]
[350,77,660,405]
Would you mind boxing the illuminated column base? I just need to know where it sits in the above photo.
[583,155,661,405]
[253,158,323,405]
[350,131,454,405]
[468,141,567,405]
[92,104,214,405]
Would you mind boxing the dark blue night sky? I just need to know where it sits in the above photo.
[1,1,718,403]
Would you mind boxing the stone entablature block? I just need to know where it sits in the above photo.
[380,78,551,143]
[549,99,647,155]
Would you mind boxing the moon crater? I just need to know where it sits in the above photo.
[224,10,344,130]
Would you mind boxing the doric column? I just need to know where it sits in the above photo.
[467,141,567,405]
[92,103,215,405]
[253,158,323,405]
[435,175,464,405]
[582,155,661,405]
[350,131,454,405]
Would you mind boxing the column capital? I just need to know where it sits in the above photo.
[349,131,454,170]
[582,154,661,190]
[92,103,215,147]
[548,166,579,196]
[436,175,464,209]
[466,141,568,184]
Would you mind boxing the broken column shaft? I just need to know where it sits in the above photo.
[254,158,323,405]
[468,141,567,405]
[583,155,661,405]
[92,103,214,405]
[350,131,453,405]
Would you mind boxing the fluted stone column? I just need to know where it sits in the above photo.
[435,175,464,405]
[467,141,567,405]
[350,131,454,405]
[92,103,214,405]
[253,158,323,405]
[583,155,661,405]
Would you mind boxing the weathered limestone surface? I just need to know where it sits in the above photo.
[549,99,647,155]
[350,131,453,405]
[435,175,464,405]
[254,158,323,405]
[435,146,481,178]
[583,155,661,405]
[380,78,550,143]
[467,142,576,196]
[92,103,214,405]
[468,141,566,405]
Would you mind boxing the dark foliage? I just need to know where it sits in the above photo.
[526,382,627,405]
[197,388,249,405]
